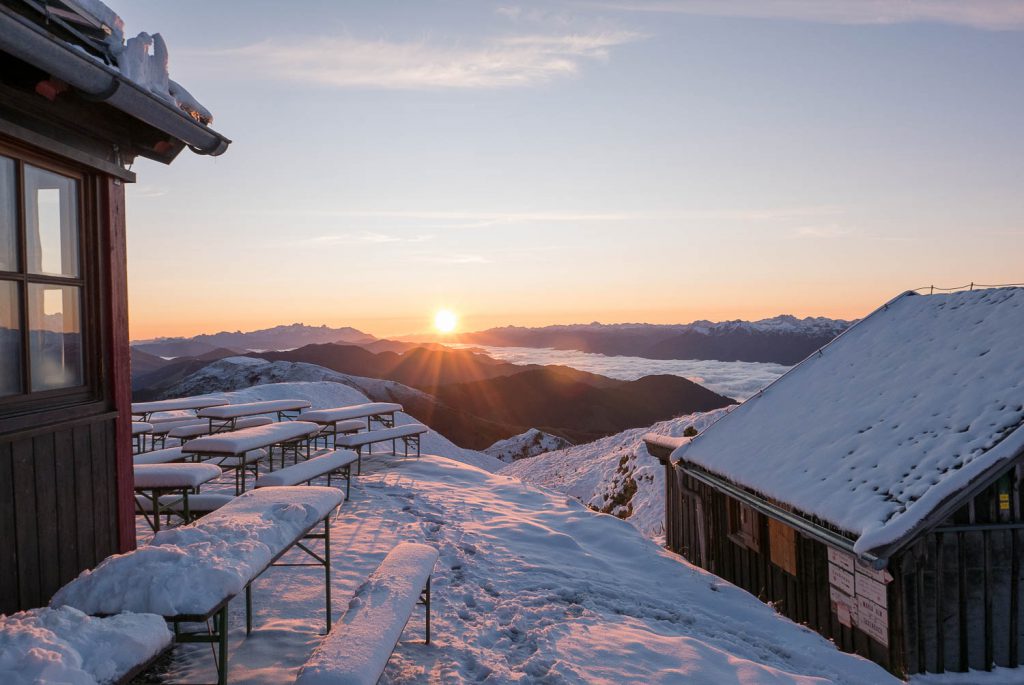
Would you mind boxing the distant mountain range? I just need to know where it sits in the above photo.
[131,323,376,358]
[458,315,852,365]
[132,343,736,448]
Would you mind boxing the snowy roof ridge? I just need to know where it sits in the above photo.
[673,287,1024,557]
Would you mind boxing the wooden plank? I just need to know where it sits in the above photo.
[768,518,798,576]
[11,438,39,609]
[984,530,993,670]
[73,423,95,569]
[935,533,945,672]
[102,177,135,554]
[90,420,113,559]
[1011,528,1020,666]
[32,432,60,602]
[958,531,968,671]
[0,442,17,614]
[53,427,79,586]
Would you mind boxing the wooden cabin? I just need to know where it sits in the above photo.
[0,0,229,615]
[647,287,1024,678]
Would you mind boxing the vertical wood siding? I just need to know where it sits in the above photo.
[0,416,119,614]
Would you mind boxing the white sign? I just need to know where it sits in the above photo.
[828,563,855,596]
[828,547,855,573]
[857,595,890,646]
[855,573,888,609]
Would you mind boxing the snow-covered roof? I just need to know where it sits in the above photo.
[673,288,1024,556]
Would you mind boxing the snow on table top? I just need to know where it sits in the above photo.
[133,446,185,465]
[198,399,311,419]
[0,606,170,685]
[182,421,321,455]
[52,486,344,617]
[148,418,206,435]
[295,543,438,685]
[257,449,358,487]
[132,397,228,414]
[299,402,402,423]
[131,421,152,435]
[317,419,365,434]
[133,463,222,489]
[674,288,1024,555]
[336,424,428,446]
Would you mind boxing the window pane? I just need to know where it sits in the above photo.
[25,165,79,277]
[0,280,20,396]
[28,283,82,391]
[0,156,15,272]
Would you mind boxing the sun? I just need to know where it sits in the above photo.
[433,309,458,334]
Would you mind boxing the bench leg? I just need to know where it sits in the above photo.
[345,465,351,499]
[356,446,362,475]
[218,606,229,685]
[323,515,332,633]
[246,583,253,635]
[421,576,432,644]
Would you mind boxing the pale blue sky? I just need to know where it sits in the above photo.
[118,1,1024,338]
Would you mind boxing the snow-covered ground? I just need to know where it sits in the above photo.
[502,409,731,540]
[485,429,572,463]
[143,450,894,683]
[453,344,788,400]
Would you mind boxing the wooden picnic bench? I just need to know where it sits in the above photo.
[132,421,153,453]
[256,448,360,497]
[295,542,438,685]
[335,423,429,474]
[131,396,229,421]
[52,486,344,685]
[181,421,322,493]
[300,401,403,436]
[133,463,222,532]
[197,399,312,432]
[167,415,272,443]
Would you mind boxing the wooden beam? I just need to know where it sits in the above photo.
[101,175,134,553]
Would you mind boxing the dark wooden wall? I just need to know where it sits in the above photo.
[898,465,1024,674]
[665,468,900,674]
[0,414,119,614]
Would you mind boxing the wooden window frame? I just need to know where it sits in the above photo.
[727,498,762,551]
[0,136,106,431]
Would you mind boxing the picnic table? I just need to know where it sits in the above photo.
[198,399,312,433]
[133,463,221,532]
[181,421,322,493]
[131,396,229,421]
[52,486,345,685]
[132,421,153,453]
[300,402,403,447]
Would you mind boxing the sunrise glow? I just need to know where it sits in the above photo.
[434,309,458,334]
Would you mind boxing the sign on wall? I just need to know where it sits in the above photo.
[826,547,891,646]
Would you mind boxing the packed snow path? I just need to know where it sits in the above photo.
[158,454,895,684]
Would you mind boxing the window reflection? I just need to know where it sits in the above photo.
[28,283,82,391]
[0,280,20,396]
[0,156,14,272]
[25,165,79,278]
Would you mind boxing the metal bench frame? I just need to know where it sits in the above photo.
[166,506,337,685]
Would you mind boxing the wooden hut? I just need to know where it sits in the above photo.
[647,287,1024,678]
[0,0,229,615]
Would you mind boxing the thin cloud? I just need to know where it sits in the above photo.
[792,224,850,238]
[204,31,642,89]
[580,1,1024,31]
[303,232,433,245]
[411,253,492,264]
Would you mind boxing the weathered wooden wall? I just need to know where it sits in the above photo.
[666,468,899,673]
[0,414,119,615]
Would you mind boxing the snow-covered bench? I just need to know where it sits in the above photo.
[131,421,153,453]
[0,606,173,685]
[198,399,312,432]
[256,449,359,497]
[335,423,429,474]
[300,402,404,442]
[132,396,229,421]
[52,486,345,685]
[295,543,439,685]
[182,421,322,492]
[167,415,272,442]
[133,445,186,465]
[135,492,235,527]
[133,463,222,532]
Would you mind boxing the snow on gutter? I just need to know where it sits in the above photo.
[0,4,230,157]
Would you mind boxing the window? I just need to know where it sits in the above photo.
[0,153,86,399]
[727,499,761,551]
